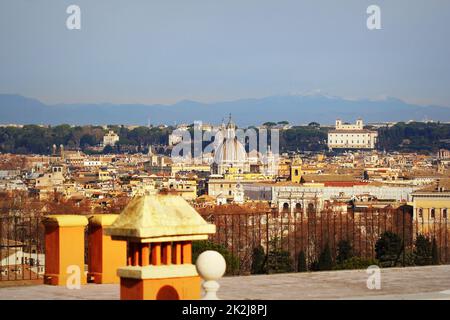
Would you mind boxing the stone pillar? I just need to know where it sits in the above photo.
[105,194,216,300]
[118,241,202,300]
[42,215,88,286]
[196,250,226,300]
[87,214,127,284]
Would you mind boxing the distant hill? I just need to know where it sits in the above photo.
[1,93,450,126]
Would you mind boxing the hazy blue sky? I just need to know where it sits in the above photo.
[0,0,449,106]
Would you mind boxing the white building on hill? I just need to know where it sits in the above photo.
[327,119,378,150]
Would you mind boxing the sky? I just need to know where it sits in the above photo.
[0,0,449,106]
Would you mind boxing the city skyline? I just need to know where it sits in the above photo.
[2,0,450,304]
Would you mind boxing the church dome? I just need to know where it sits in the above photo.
[213,117,247,170]
[214,136,247,165]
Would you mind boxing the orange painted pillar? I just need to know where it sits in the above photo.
[162,243,172,265]
[42,215,88,286]
[87,214,127,284]
[105,194,217,300]
[182,241,192,264]
[151,243,162,265]
[174,242,182,264]
[141,244,150,266]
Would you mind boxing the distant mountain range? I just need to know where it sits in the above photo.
[1,93,450,126]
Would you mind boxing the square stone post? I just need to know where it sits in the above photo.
[87,214,127,284]
[105,194,216,300]
[42,215,88,286]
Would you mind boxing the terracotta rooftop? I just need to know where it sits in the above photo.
[302,174,360,183]
[415,179,450,193]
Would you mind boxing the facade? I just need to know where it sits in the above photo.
[290,157,303,183]
[437,149,450,160]
[412,184,450,232]
[277,190,323,214]
[328,119,378,150]
[35,165,65,190]
[103,130,120,147]
[244,183,419,205]
[167,178,198,201]
[207,179,240,202]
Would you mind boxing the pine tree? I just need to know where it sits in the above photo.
[431,238,440,265]
[413,234,432,266]
[266,237,293,274]
[336,240,353,264]
[318,242,333,271]
[375,231,403,267]
[363,170,369,180]
[297,251,307,272]
[251,245,266,274]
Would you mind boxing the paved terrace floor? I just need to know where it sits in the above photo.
[0,265,449,300]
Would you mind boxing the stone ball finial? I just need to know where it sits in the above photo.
[196,250,226,300]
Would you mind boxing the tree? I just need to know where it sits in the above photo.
[363,170,369,181]
[267,249,293,274]
[375,231,403,267]
[266,237,293,274]
[277,121,289,125]
[377,122,450,153]
[431,238,440,265]
[263,122,277,127]
[192,240,239,275]
[251,245,266,274]
[279,126,328,152]
[336,240,353,264]
[103,145,114,154]
[80,134,97,147]
[297,250,307,272]
[308,122,320,128]
[0,125,170,155]
[318,242,333,271]
[413,234,432,266]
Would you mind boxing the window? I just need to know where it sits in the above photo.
[443,208,448,219]
[418,208,423,218]
[431,208,435,219]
